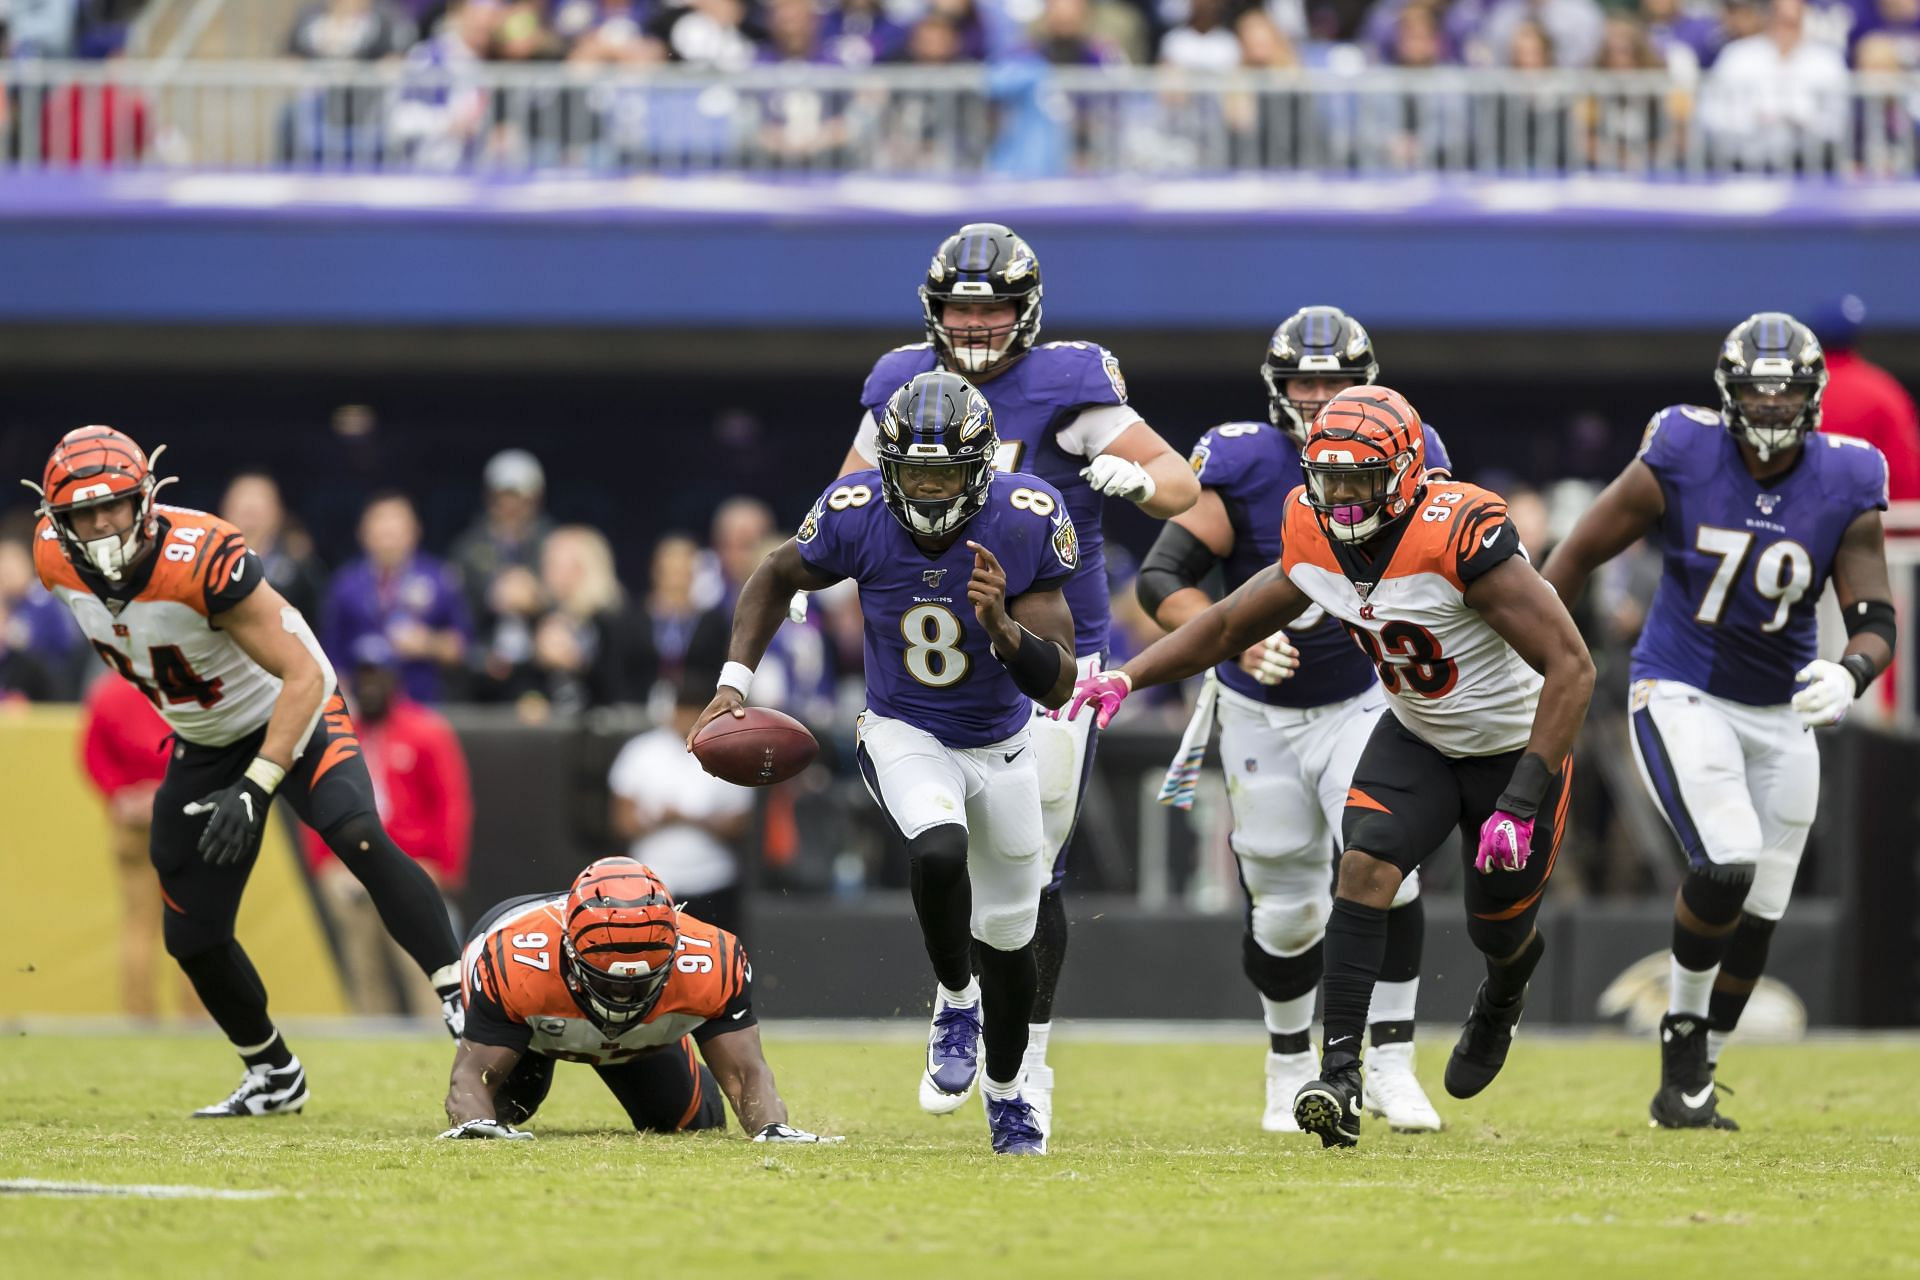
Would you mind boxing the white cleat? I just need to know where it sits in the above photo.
[1262,1050,1318,1132]
[1363,1041,1443,1132]
[192,1059,309,1118]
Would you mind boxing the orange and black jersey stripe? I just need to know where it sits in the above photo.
[1280,480,1523,594]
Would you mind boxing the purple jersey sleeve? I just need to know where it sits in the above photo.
[1031,340,1129,410]
[1819,431,1892,516]
[793,476,876,581]
[1637,404,1722,483]
[1422,423,1453,474]
[1187,421,1268,494]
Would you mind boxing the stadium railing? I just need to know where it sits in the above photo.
[3,60,1917,178]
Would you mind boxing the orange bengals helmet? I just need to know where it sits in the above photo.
[561,858,680,1029]
[24,426,176,581]
[1299,386,1426,544]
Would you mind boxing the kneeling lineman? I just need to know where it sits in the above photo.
[442,858,828,1142]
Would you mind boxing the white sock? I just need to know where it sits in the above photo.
[1669,958,1717,1017]
[1707,1030,1729,1066]
[1260,992,1314,1039]
[429,963,460,991]
[938,979,980,1007]
[1369,977,1419,1027]
[1025,1022,1052,1064]
[982,1076,1021,1100]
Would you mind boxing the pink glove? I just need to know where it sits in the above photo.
[1055,670,1133,728]
[1474,811,1535,874]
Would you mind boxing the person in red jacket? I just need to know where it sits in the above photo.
[305,639,473,1017]
[1813,294,1920,501]
[80,673,190,1018]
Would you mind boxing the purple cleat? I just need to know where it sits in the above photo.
[918,994,982,1114]
[986,1093,1048,1155]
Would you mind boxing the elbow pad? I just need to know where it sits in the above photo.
[1137,523,1219,620]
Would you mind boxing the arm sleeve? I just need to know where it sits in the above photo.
[202,543,265,616]
[1455,497,1524,583]
[1422,424,1454,475]
[690,941,758,1044]
[462,953,534,1054]
[1056,403,1145,460]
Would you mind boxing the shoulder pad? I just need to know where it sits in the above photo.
[1029,340,1127,408]
[861,345,939,411]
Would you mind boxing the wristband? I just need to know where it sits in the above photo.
[244,756,287,796]
[994,626,1067,701]
[1493,751,1554,821]
[1841,652,1878,698]
[717,662,755,698]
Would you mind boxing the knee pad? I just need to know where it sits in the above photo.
[320,811,393,867]
[1389,867,1421,909]
[163,908,232,960]
[906,823,969,877]
[1242,931,1321,1002]
[1680,864,1752,928]
[1466,911,1534,960]
[974,901,1039,952]
[1249,893,1329,959]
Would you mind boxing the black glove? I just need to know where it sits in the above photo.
[184,763,278,866]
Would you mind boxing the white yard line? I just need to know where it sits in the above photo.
[0,1179,280,1200]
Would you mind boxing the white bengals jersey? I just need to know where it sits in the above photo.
[36,505,290,747]
[1278,480,1541,758]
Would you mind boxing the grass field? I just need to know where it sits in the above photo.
[4,1027,1919,1279]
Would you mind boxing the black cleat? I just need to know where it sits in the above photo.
[1649,1014,1738,1130]
[1292,1066,1363,1149]
[1444,981,1525,1100]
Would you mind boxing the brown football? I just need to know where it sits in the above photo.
[691,707,819,787]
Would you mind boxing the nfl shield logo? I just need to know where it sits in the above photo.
[1755,493,1782,515]
[923,569,947,589]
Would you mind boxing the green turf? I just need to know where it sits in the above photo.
[3,1031,1918,1279]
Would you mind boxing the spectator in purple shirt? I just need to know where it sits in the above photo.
[820,0,906,66]
[0,532,84,698]
[324,492,472,703]
[1031,0,1128,64]
[1640,0,1721,76]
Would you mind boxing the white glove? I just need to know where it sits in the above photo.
[1239,631,1300,686]
[787,590,811,624]
[753,1122,844,1144]
[1791,659,1856,727]
[1079,454,1156,504]
[438,1118,534,1140]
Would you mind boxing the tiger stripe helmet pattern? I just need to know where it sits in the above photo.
[1300,385,1427,544]
[25,426,176,582]
[560,858,681,1029]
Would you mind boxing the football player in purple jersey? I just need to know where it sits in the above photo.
[694,371,1078,1155]
[1544,312,1896,1130]
[826,222,1197,1130]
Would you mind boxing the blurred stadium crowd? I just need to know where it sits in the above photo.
[6,0,1907,78]
[3,0,1919,175]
